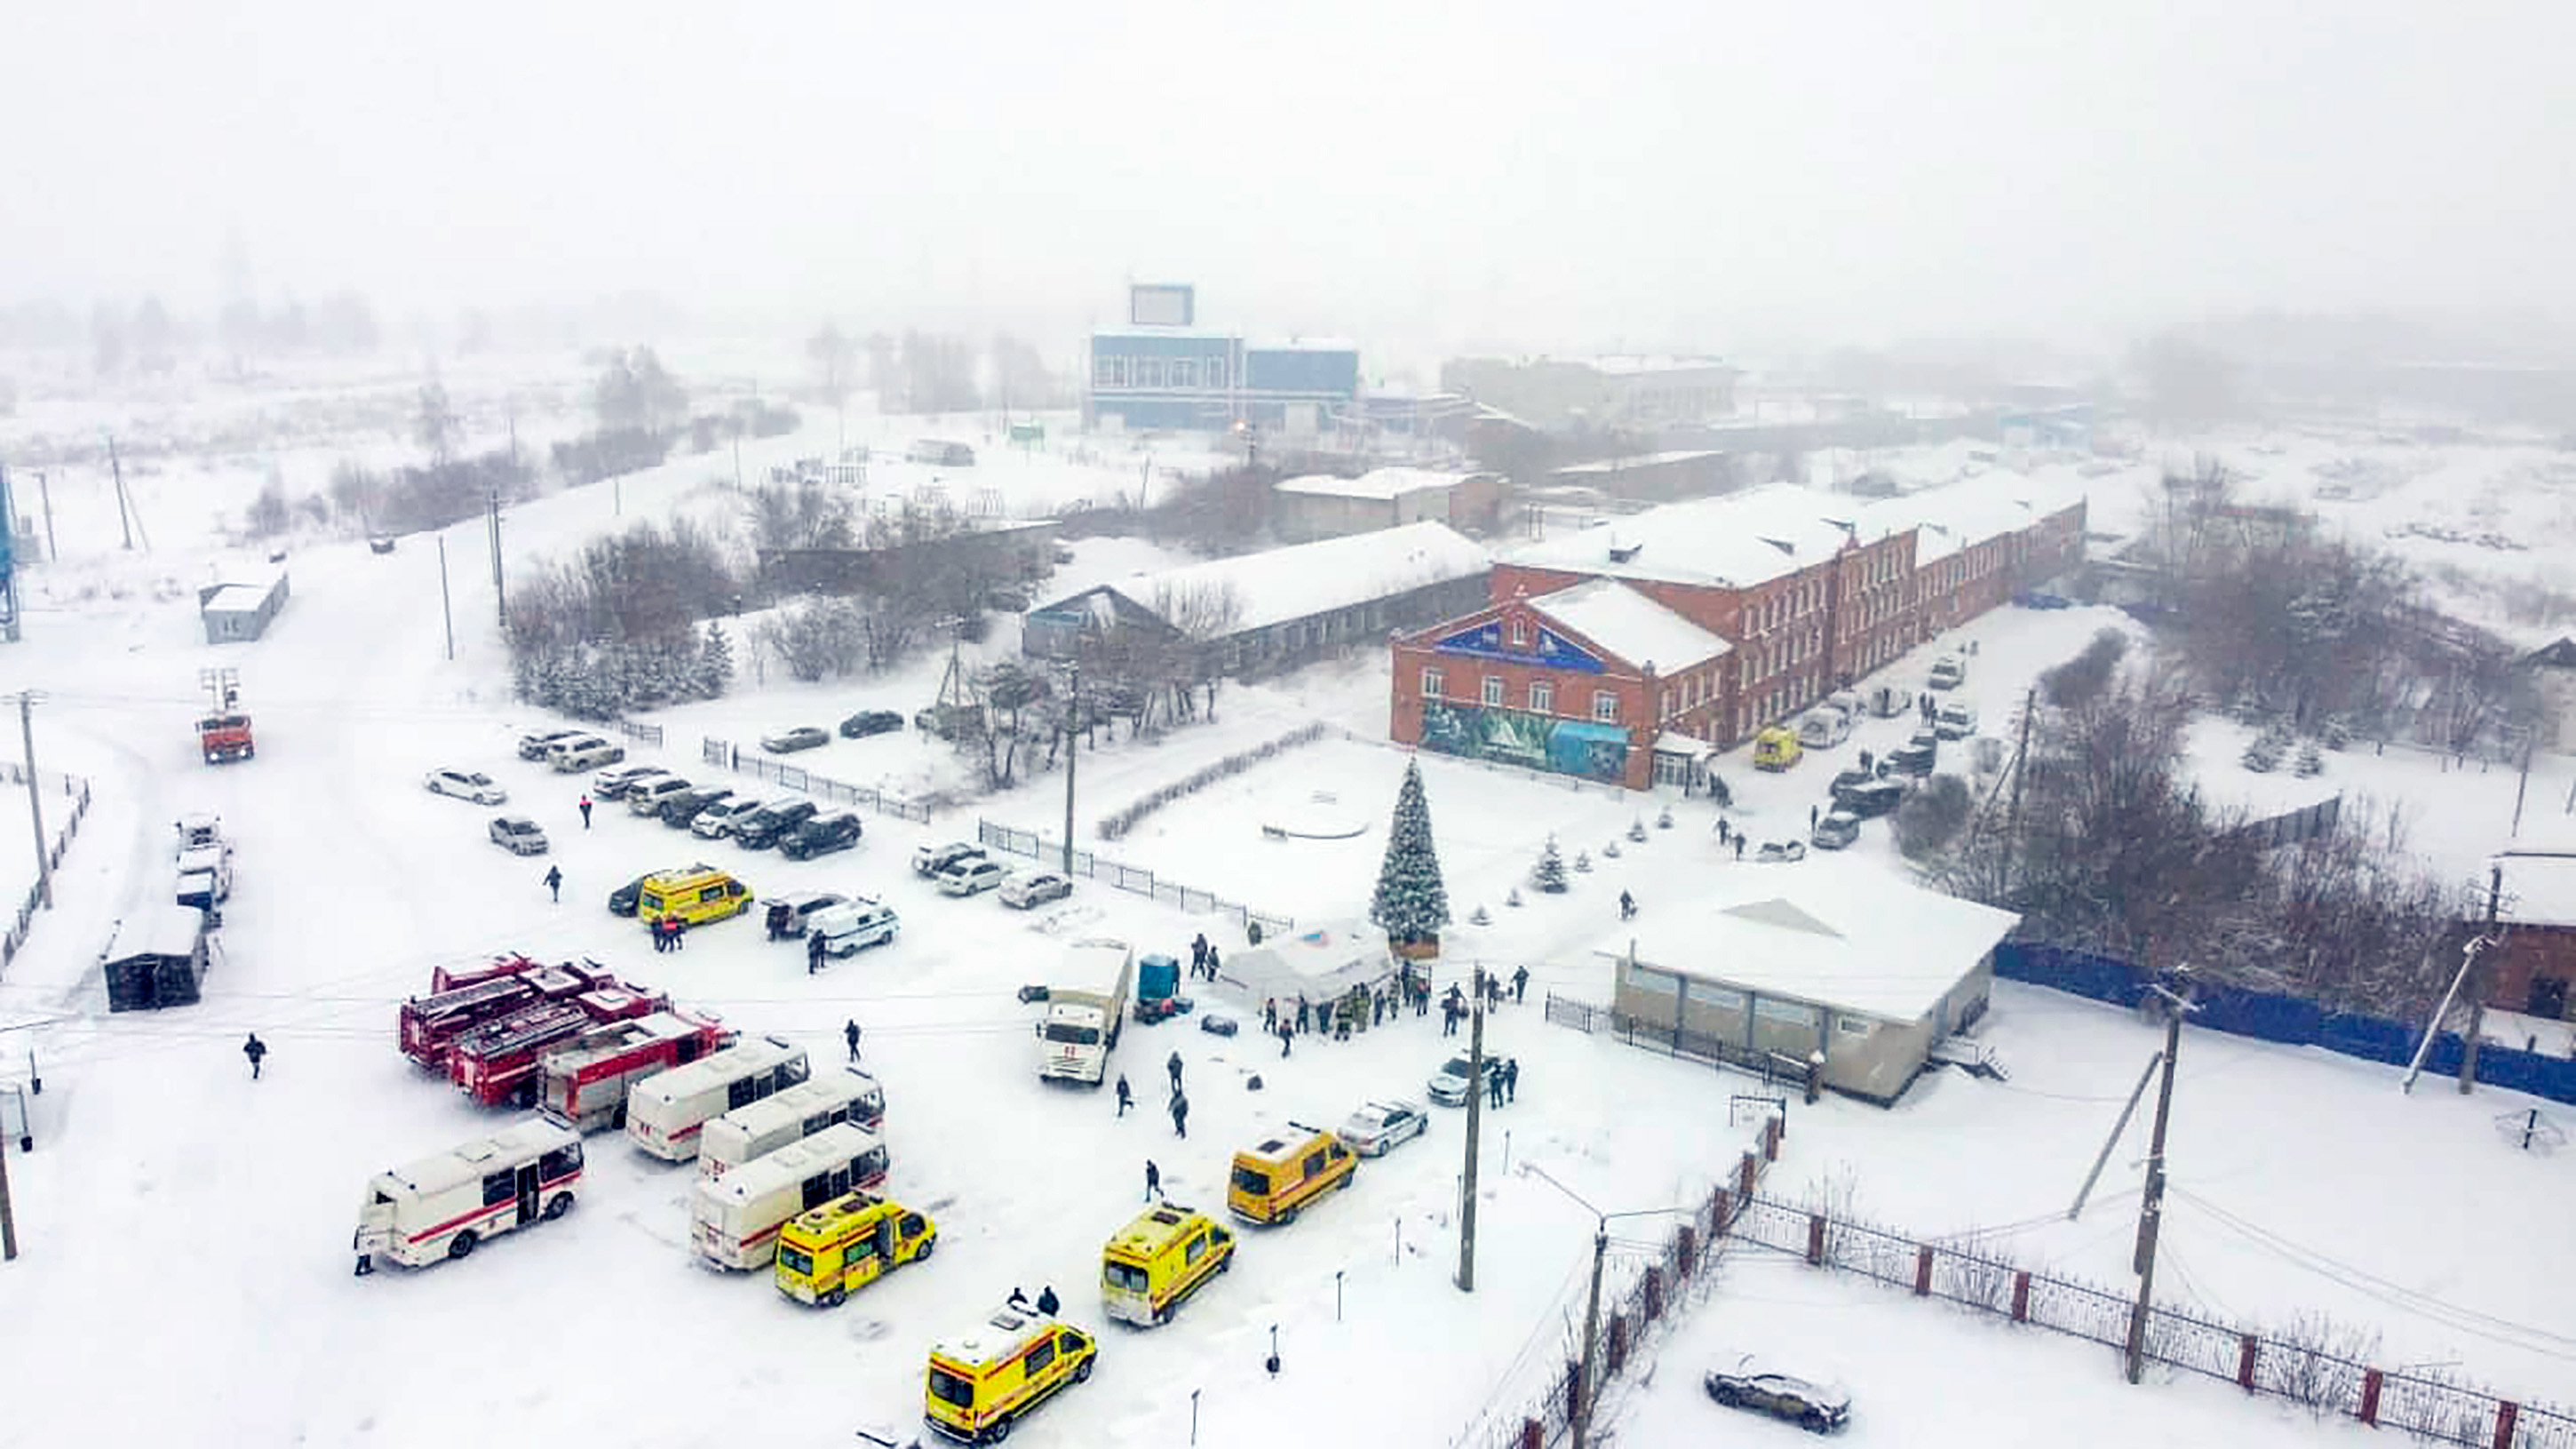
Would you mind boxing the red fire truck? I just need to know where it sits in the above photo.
[398,953,566,1070]
[538,1010,735,1133]
[450,983,669,1108]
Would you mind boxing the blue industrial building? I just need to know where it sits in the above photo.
[1087,284,1360,435]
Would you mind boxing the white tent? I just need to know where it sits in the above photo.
[1214,920,1397,1010]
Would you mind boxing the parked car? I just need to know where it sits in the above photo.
[691,796,768,839]
[1704,1357,1851,1434]
[549,736,624,771]
[808,898,901,956]
[1756,840,1808,864]
[838,709,904,740]
[1935,701,1978,741]
[1810,811,1861,851]
[1338,1098,1429,1157]
[1833,778,1906,820]
[518,728,585,760]
[760,726,830,753]
[489,816,549,856]
[592,763,669,800]
[1198,1014,1238,1037]
[2014,590,2072,610]
[657,786,736,827]
[608,873,652,916]
[1427,1054,1515,1107]
[761,890,848,939]
[778,811,863,861]
[425,768,508,805]
[1928,655,1968,690]
[913,841,987,878]
[733,800,821,850]
[998,871,1073,910]
[1826,767,1874,798]
[935,857,1008,896]
[625,776,696,816]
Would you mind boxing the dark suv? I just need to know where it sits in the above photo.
[658,786,735,828]
[779,811,863,861]
[839,709,905,739]
[732,800,820,851]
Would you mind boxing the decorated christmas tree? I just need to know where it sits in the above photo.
[1369,760,1451,952]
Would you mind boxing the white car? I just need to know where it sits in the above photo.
[425,768,507,805]
[489,816,549,856]
[690,797,768,839]
[625,776,696,815]
[592,763,668,800]
[809,899,901,956]
[935,858,1008,896]
[1337,1098,1428,1157]
[913,840,987,878]
[998,872,1073,910]
[1427,1054,1514,1107]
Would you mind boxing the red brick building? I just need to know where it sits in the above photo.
[1391,479,2087,789]
[1390,578,1734,791]
[2490,845,2576,1020]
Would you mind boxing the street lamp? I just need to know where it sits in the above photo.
[1521,1163,1690,1449]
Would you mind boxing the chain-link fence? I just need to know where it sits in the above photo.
[698,738,933,824]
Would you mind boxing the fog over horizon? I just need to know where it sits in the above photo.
[7,0,2572,362]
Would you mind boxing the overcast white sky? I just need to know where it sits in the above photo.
[5,0,2570,356]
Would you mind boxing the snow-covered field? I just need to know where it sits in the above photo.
[3,363,2572,1449]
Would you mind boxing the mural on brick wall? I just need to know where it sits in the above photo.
[1420,702,1627,781]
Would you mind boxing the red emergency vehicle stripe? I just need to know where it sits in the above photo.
[406,1171,580,1243]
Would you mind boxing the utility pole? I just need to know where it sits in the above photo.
[12,691,52,909]
[2006,684,2037,889]
[2123,973,2192,1384]
[1061,657,1080,878]
[35,470,57,565]
[436,535,456,662]
[488,484,505,626]
[0,1098,17,1259]
[2510,733,2536,837]
[1571,1222,1608,1449]
[108,436,134,550]
[2460,864,2506,1095]
[1456,982,1485,1293]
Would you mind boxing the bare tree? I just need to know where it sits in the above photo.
[416,379,460,466]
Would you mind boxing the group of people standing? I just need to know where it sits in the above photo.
[1187,935,1223,982]
[648,914,688,952]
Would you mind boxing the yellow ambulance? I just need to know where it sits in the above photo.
[1752,726,1803,772]
[775,1190,937,1307]
[636,865,752,928]
[1100,1202,1234,1327]
[924,1303,1097,1444]
[1226,1123,1356,1226]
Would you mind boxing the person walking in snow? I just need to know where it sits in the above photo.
[1037,1286,1061,1316]
[544,864,562,903]
[1619,889,1636,921]
[1205,943,1221,980]
[1279,1022,1293,1059]
[1296,996,1311,1034]
[1735,835,1746,861]
[243,1032,267,1080]
[1144,1158,1161,1200]
[1512,965,1530,1005]
[1169,1091,1189,1139]
[807,929,828,975]
[1116,1074,1133,1117]
[845,1019,862,1063]
[1166,1049,1183,1095]
[1191,936,1208,978]
[1503,1058,1520,1105]
[578,795,592,829]
[1488,1063,1507,1111]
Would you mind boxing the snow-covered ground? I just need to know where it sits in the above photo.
[3,364,2572,1449]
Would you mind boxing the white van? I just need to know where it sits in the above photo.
[810,898,901,957]
[1928,655,1968,690]
[625,1035,811,1160]
[1797,709,1853,749]
[690,1121,890,1268]
[1936,700,1978,740]
[354,1119,582,1273]
[697,1066,886,1181]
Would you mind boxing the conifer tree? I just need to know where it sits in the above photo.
[1532,835,1570,893]
[697,620,735,699]
[1369,760,1451,949]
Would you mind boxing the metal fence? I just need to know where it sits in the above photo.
[974,820,1293,939]
[1724,1192,2576,1449]
[1462,1116,1789,1449]
[2,774,94,974]
[1542,994,1816,1095]
[608,718,664,748]
[699,738,934,824]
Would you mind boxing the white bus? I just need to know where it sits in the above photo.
[353,1118,583,1274]
[624,1035,810,1161]
[689,1122,890,1269]
[696,1066,886,1182]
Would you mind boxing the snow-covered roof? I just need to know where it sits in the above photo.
[1549,449,1728,476]
[1506,482,1856,590]
[1599,856,2019,1022]
[1530,578,1732,671]
[379,1120,576,1200]
[2495,846,2576,928]
[1852,474,2088,566]
[1246,337,1358,354]
[108,903,208,961]
[1591,354,1737,377]
[1653,732,1713,758]
[1275,467,1480,501]
[1091,521,1491,636]
[202,582,275,614]
[1092,324,1237,343]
